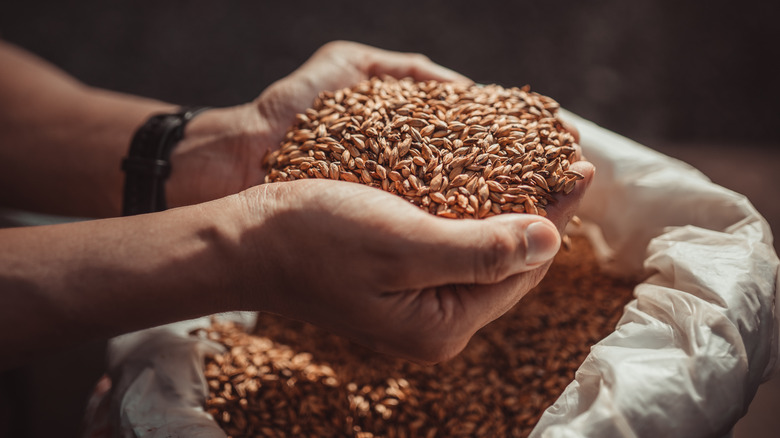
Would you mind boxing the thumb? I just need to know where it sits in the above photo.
[401,160,594,288]
[405,213,561,287]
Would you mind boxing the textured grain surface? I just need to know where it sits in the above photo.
[263,78,581,219]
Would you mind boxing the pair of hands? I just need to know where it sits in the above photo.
[176,41,594,363]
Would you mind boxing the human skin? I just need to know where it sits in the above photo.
[0,40,593,370]
[0,40,475,217]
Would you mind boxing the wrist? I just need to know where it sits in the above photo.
[121,106,212,216]
[188,196,252,312]
[167,103,275,208]
[229,183,283,312]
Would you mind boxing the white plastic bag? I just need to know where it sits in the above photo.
[88,313,256,438]
[94,114,779,438]
[529,112,779,437]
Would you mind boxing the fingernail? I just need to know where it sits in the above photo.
[524,221,560,265]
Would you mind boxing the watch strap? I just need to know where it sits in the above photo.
[121,106,211,216]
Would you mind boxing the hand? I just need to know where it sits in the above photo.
[254,40,471,140]
[168,41,470,208]
[233,161,594,364]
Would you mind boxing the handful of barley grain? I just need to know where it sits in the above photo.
[263,77,582,218]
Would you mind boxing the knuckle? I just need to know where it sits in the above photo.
[392,320,471,364]
[410,52,432,63]
[314,41,340,57]
[431,341,464,363]
[321,40,355,54]
[476,228,516,283]
[412,339,464,365]
[375,264,409,291]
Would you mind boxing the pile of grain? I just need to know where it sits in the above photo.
[198,237,636,437]
[262,77,582,219]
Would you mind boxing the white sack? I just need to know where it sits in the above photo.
[531,112,779,437]
[101,313,256,438]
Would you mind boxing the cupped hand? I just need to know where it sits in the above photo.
[169,41,469,208]
[234,160,594,364]
[255,40,471,138]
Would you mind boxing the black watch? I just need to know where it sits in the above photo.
[121,106,211,216]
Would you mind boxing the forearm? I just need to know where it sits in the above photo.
[0,41,270,218]
[0,197,244,369]
[0,41,178,216]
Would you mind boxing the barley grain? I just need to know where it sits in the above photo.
[263,77,581,219]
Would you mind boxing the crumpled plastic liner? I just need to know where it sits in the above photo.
[532,112,779,438]
[94,113,779,438]
[97,313,257,438]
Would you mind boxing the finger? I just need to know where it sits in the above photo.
[377,268,550,364]
[394,161,594,289]
[363,47,472,83]
[561,119,581,144]
[456,268,549,330]
[544,160,595,233]
[394,211,561,288]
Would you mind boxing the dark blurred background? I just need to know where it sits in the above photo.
[1,1,778,437]
[2,0,778,145]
